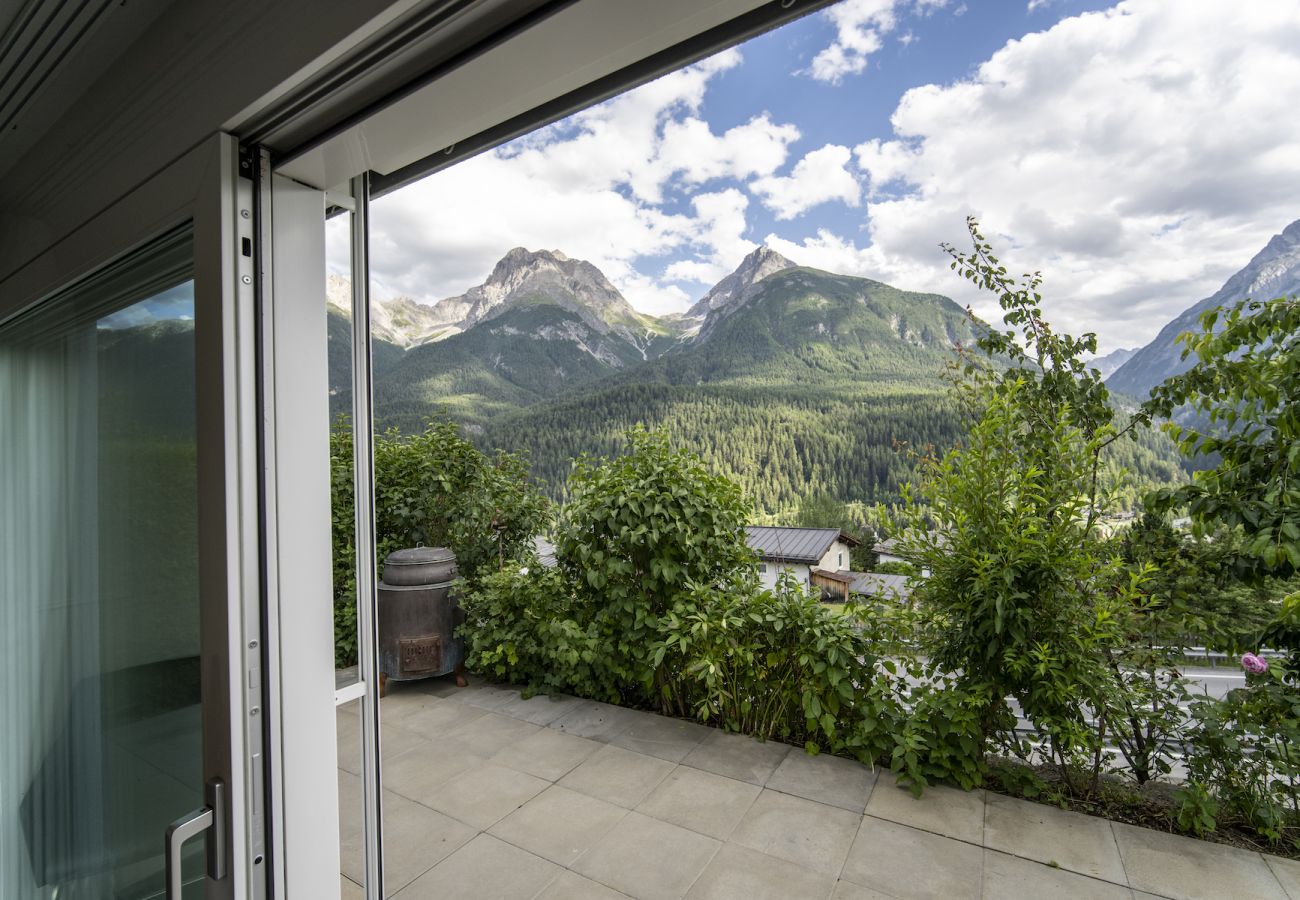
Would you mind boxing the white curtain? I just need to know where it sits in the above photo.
[0,319,105,900]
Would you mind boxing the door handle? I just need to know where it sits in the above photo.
[165,778,227,898]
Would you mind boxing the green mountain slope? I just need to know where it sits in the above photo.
[480,265,1185,510]
[373,303,656,433]
[327,306,405,420]
[479,266,980,508]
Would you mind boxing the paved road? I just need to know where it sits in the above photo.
[1182,665,1245,701]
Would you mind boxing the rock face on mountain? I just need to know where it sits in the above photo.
[1089,346,1137,381]
[1108,219,1300,399]
[427,247,673,356]
[326,274,451,347]
[684,245,797,324]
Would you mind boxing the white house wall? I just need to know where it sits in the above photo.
[757,562,811,591]
[818,540,852,573]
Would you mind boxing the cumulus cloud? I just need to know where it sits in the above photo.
[794,0,1300,350]
[355,0,1300,349]
[807,0,947,83]
[750,144,862,220]
[359,50,801,316]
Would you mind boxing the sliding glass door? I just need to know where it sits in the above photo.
[0,228,212,899]
[0,135,262,900]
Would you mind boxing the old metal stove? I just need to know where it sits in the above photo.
[377,546,466,692]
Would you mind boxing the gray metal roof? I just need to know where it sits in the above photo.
[745,526,848,564]
[848,571,911,600]
[532,536,557,568]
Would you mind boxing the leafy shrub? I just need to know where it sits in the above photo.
[872,560,916,576]
[1180,592,1300,845]
[653,572,891,754]
[459,564,615,700]
[1145,295,1300,579]
[885,671,1001,795]
[555,426,754,707]
[1180,662,1300,844]
[330,418,550,666]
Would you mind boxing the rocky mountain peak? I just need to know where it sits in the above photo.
[430,247,642,337]
[686,245,797,320]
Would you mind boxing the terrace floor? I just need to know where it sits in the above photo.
[336,677,1300,900]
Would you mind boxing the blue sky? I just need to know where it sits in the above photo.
[362,0,1300,353]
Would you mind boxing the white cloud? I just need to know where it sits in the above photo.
[807,0,947,83]
[819,0,1300,351]
[751,144,862,220]
[361,50,800,316]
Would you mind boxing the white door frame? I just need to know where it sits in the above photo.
[255,151,343,900]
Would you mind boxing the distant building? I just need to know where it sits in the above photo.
[848,571,912,603]
[532,536,558,568]
[745,526,859,599]
[872,538,907,567]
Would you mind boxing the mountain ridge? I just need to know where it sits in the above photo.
[1108,218,1300,398]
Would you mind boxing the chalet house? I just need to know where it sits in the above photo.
[872,538,908,567]
[745,526,859,600]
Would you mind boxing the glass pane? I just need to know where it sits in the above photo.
[0,232,205,900]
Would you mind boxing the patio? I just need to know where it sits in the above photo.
[336,678,1300,900]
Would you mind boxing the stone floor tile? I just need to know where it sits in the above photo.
[447,710,541,756]
[766,749,878,813]
[831,881,898,899]
[983,792,1126,883]
[573,811,721,900]
[1266,854,1300,900]
[558,743,676,808]
[489,784,628,866]
[609,713,712,762]
[550,699,643,742]
[494,690,582,726]
[982,848,1131,899]
[340,789,475,895]
[864,775,985,844]
[685,842,836,900]
[378,684,443,721]
[536,869,632,899]
[393,834,562,900]
[341,875,364,900]
[380,735,485,805]
[338,719,429,775]
[338,769,364,840]
[1113,822,1288,900]
[840,817,982,900]
[423,761,549,829]
[450,681,527,711]
[731,788,862,875]
[397,696,488,741]
[491,725,600,781]
[637,765,761,839]
[680,729,791,786]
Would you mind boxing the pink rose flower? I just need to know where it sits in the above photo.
[1241,653,1269,675]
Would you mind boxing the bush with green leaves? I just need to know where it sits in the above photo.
[330,418,550,666]
[652,572,893,754]
[458,563,615,701]
[554,426,755,708]
[1180,657,1300,845]
[895,219,1146,792]
[1145,295,1299,578]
